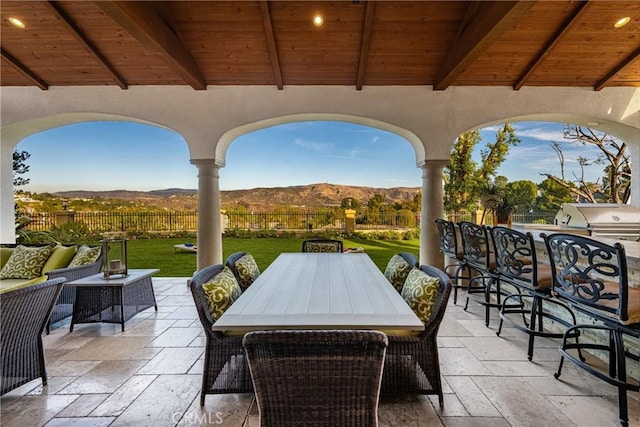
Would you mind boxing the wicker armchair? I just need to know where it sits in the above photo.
[301,238,343,253]
[1,278,65,395]
[243,330,388,427]
[190,264,253,405]
[46,248,104,332]
[382,265,452,406]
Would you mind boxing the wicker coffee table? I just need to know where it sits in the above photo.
[67,269,159,332]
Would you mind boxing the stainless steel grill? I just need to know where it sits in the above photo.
[554,203,640,241]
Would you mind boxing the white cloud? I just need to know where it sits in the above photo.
[370,136,380,144]
[515,127,565,142]
[294,138,331,151]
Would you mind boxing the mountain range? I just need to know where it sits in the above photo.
[54,183,420,210]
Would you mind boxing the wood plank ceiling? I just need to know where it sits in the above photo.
[1,1,639,91]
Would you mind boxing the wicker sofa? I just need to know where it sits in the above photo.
[1,277,65,394]
[0,244,104,331]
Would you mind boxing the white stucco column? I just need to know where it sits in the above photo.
[0,135,16,244]
[191,159,223,270]
[420,160,448,269]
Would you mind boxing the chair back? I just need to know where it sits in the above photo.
[1,278,65,394]
[543,233,633,325]
[225,251,260,291]
[301,239,343,253]
[243,329,388,427]
[434,218,462,260]
[417,265,453,330]
[490,226,539,288]
[384,252,419,292]
[190,264,226,332]
[459,221,492,272]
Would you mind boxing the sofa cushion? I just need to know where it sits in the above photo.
[0,245,53,280]
[384,254,414,292]
[400,268,440,323]
[201,266,242,321]
[68,245,101,267]
[1,247,14,270]
[42,245,77,274]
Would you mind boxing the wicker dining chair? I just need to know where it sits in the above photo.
[544,233,640,427]
[243,329,388,427]
[190,264,253,405]
[225,251,260,291]
[1,278,65,395]
[382,265,452,406]
[301,238,343,253]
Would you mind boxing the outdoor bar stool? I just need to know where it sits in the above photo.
[435,218,472,304]
[491,226,579,361]
[460,221,504,327]
[544,233,639,427]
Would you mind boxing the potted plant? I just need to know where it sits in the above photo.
[479,182,515,226]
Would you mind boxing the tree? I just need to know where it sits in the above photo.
[536,178,575,213]
[444,124,520,212]
[13,150,31,188]
[540,125,630,203]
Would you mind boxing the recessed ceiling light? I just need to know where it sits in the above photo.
[8,17,26,29]
[587,122,600,126]
[614,16,630,28]
[313,15,324,27]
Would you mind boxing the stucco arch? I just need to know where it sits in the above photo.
[214,113,425,167]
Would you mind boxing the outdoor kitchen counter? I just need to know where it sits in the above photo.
[514,225,640,288]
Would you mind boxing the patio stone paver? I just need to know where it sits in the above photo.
[1,277,637,427]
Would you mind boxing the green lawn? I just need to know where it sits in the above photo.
[126,237,420,277]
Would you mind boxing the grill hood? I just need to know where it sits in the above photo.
[554,203,640,241]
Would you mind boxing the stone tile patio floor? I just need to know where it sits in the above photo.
[1,277,638,427]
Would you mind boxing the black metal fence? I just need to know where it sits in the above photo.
[23,209,557,233]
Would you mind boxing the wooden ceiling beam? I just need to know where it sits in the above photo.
[356,0,376,91]
[259,1,283,90]
[48,1,128,90]
[0,49,48,90]
[433,1,536,91]
[95,1,206,90]
[514,1,590,90]
[595,47,640,91]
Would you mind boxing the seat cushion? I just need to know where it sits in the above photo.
[42,245,77,274]
[384,254,414,292]
[234,253,260,291]
[400,268,440,323]
[68,245,101,267]
[0,245,53,280]
[202,266,242,321]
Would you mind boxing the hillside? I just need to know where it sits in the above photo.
[54,183,420,210]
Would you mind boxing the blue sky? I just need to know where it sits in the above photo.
[16,120,605,193]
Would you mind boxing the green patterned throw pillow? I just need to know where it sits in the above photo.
[202,266,242,321]
[68,245,101,267]
[401,268,440,323]
[0,245,53,279]
[234,254,260,291]
[42,244,77,274]
[305,242,341,253]
[384,254,414,292]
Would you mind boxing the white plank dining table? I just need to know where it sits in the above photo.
[211,252,424,332]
